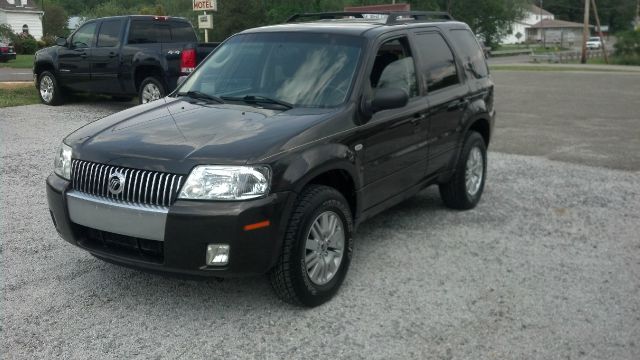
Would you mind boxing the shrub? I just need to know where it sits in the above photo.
[614,30,640,57]
[12,33,38,54]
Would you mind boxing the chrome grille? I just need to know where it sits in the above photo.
[71,160,184,207]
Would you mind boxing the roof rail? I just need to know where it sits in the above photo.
[285,11,454,25]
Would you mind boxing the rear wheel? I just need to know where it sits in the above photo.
[269,185,353,307]
[138,77,165,104]
[38,71,64,106]
[439,131,487,210]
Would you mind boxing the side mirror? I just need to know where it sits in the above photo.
[55,37,67,47]
[359,88,409,123]
[177,75,188,87]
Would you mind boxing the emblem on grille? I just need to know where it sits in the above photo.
[108,171,126,195]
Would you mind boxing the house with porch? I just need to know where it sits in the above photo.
[0,0,43,40]
[502,4,554,44]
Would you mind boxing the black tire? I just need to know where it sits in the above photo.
[138,77,165,104]
[439,131,487,210]
[37,71,64,106]
[269,185,354,307]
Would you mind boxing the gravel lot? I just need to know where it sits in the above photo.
[1,73,640,359]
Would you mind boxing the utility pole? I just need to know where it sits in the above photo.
[591,0,608,64]
[580,0,590,64]
[636,0,640,30]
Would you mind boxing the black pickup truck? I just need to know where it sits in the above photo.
[33,15,217,105]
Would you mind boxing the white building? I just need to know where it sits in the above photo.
[501,4,554,44]
[0,0,44,40]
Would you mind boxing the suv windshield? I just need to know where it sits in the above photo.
[177,32,363,108]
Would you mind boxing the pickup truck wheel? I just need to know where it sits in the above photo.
[139,77,165,104]
[439,131,487,210]
[38,71,63,106]
[269,185,353,307]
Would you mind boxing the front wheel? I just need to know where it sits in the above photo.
[269,185,353,307]
[439,131,487,210]
[138,77,165,104]
[38,71,64,106]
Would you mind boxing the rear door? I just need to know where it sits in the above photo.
[412,29,469,175]
[120,19,167,94]
[58,21,97,91]
[90,18,125,94]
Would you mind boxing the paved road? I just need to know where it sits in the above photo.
[1,71,639,359]
[0,67,32,82]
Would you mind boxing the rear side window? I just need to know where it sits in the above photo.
[449,29,489,78]
[170,22,197,43]
[97,20,123,47]
[128,21,170,44]
[413,32,459,92]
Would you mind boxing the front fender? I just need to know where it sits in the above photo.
[272,143,361,195]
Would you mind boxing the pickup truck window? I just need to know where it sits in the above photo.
[178,32,363,108]
[128,21,170,44]
[170,22,197,43]
[97,20,123,47]
[72,22,97,48]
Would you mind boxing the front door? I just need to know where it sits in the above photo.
[360,35,430,210]
[58,21,97,92]
[90,19,124,94]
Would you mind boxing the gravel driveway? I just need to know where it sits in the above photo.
[1,76,639,359]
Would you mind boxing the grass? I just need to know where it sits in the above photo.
[489,65,637,73]
[495,44,570,54]
[0,82,39,108]
[0,54,34,69]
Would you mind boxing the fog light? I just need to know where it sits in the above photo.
[206,244,229,266]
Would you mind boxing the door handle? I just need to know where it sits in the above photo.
[80,52,87,58]
[447,99,469,111]
[411,113,427,124]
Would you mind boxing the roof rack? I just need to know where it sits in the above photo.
[285,11,454,25]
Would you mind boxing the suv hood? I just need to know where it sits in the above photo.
[66,97,338,174]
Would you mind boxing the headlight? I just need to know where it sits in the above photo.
[178,165,271,200]
[54,143,72,180]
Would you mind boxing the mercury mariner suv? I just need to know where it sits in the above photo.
[46,11,495,307]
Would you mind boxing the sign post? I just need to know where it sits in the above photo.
[193,0,217,43]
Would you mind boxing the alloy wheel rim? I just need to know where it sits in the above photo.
[40,76,53,103]
[304,211,345,286]
[141,83,161,103]
[465,147,484,197]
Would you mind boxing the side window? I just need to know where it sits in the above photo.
[413,32,459,92]
[97,20,122,47]
[72,22,97,49]
[170,22,197,43]
[128,21,169,44]
[449,29,489,78]
[370,37,418,98]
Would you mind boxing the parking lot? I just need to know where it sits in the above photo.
[1,71,639,359]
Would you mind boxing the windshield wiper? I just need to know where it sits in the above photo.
[221,95,293,109]
[176,91,224,104]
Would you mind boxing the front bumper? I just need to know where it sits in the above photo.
[46,173,294,276]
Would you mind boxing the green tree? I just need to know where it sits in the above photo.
[447,0,526,47]
[43,4,69,37]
